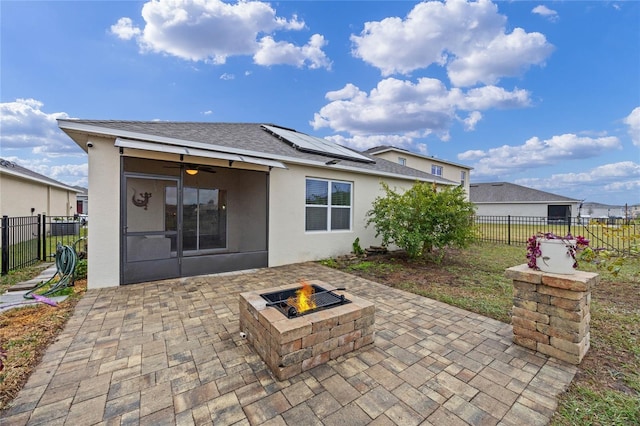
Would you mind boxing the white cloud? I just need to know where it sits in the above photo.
[219,73,235,80]
[460,133,622,176]
[460,111,482,131]
[0,99,86,186]
[0,99,74,154]
[111,0,329,69]
[350,0,554,86]
[532,5,559,22]
[110,17,142,40]
[623,106,640,146]
[325,133,417,151]
[447,28,552,87]
[515,161,640,198]
[254,34,331,69]
[310,77,530,140]
[202,110,213,115]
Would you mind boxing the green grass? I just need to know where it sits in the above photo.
[553,387,640,426]
[475,221,639,255]
[0,264,50,295]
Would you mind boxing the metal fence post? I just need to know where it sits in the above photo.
[37,214,42,261]
[42,214,47,261]
[507,215,511,245]
[1,216,8,275]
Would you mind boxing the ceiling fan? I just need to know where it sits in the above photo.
[164,164,217,175]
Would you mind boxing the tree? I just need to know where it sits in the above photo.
[366,181,476,259]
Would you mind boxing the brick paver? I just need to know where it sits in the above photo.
[0,263,577,425]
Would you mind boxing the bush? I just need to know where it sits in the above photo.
[74,259,87,280]
[366,181,476,259]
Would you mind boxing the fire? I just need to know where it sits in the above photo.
[288,280,316,313]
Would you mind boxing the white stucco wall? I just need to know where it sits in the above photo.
[268,164,416,266]
[474,202,581,217]
[0,173,75,217]
[86,136,121,288]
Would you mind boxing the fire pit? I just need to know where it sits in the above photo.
[260,283,351,318]
[239,280,375,380]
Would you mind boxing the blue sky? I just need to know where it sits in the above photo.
[1,0,639,206]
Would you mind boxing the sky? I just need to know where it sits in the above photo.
[1,0,639,206]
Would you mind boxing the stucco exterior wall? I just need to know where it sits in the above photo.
[86,135,121,288]
[268,164,416,266]
[474,202,581,217]
[0,173,75,217]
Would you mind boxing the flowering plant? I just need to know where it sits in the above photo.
[526,232,590,270]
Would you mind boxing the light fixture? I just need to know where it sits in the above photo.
[185,168,198,176]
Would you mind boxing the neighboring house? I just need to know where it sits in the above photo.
[73,186,88,215]
[365,146,471,197]
[469,182,581,221]
[581,202,635,220]
[0,158,81,218]
[57,120,458,288]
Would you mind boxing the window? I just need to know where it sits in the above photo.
[431,164,443,176]
[460,171,466,187]
[305,178,352,231]
[398,157,406,166]
[170,186,227,252]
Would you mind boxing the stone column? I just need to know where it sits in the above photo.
[505,264,599,365]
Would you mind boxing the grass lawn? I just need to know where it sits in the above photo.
[322,242,639,426]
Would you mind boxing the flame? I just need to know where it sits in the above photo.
[288,280,316,313]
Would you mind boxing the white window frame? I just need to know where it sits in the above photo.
[431,164,443,176]
[398,157,406,166]
[305,178,353,232]
[460,171,466,187]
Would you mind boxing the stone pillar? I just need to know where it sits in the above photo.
[505,264,599,365]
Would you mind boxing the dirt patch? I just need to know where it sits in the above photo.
[0,280,87,411]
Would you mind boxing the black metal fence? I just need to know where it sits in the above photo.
[474,215,638,255]
[1,215,88,275]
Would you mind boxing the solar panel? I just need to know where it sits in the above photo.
[262,125,375,164]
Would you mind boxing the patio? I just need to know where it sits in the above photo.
[0,262,576,425]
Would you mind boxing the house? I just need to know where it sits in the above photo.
[0,158,81,218]
[469,182,581,221]
[57,120,458,288]
[73,186,88,216]
[365,146,471,197]
[581,202,636,221]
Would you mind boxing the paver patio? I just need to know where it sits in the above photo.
[0,262,577,425]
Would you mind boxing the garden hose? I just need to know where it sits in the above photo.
[24,238,83,300]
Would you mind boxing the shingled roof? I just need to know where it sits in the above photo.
[0,159,80,192]
[58,120,459,185]
[469,182,580,203]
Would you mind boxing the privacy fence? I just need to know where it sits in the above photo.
[1,215,87,275]
[474,215,638,255]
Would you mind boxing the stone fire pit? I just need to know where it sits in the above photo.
[239,280,375,380]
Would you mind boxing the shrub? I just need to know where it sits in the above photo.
[366,181,476,259]
[74,259,87,280]
[352,237,365,256]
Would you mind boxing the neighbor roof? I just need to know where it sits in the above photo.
[469,182,580,203]
[58,120,459,185]
[365,145,473,170]
[0,159,80,193]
